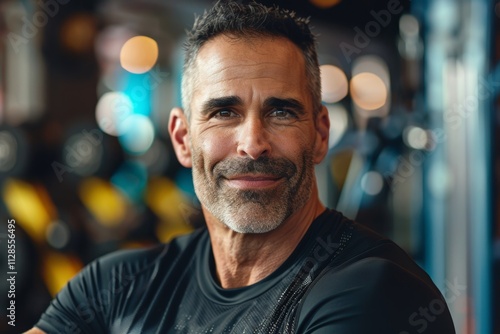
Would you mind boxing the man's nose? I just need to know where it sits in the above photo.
[236,116,271,159]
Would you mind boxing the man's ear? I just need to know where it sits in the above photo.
[168,107,192,168]
[313,105,330,164]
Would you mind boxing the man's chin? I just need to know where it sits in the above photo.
[219,208,288,234]
[224,222,282,234]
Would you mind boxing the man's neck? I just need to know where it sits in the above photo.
[204,195,325,289]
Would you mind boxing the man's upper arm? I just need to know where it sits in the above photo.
[297,257,456,334]
[33,245,166,333]
[34,253,117,333]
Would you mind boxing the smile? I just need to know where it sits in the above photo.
[224,175,284,190]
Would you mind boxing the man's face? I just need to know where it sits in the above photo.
[184,35,326,233]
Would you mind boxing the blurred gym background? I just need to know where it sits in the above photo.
[0,0,498,333]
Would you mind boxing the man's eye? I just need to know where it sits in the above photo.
[269,109,294,119]
[214,110,238,118]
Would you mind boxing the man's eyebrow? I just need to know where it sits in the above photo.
[200,96,243,115]
[263,97,306,115]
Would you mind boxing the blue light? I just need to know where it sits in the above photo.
[121,72,153,117]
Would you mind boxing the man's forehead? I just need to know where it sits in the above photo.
[194,34,305,71]
[186,34,312,114]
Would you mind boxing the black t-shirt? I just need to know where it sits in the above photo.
[36,209,455,333]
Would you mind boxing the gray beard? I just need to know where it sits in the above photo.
[192,154,314,234]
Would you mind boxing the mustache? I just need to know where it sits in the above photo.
[214,156,297,180]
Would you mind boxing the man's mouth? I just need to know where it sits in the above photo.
[224,174,283,190]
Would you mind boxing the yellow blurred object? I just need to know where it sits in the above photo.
[146,177,193,243]
[330,150,354,190]
[121,241,155,249]
[120,36,159,74]
[42,252,83,296]
[310,0,342,8]
[2,179,55,243]
[79,177,128,227]
[156,221,194,244]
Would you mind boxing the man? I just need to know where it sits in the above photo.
[28,1,455,333]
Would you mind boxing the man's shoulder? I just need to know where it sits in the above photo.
[311,210,437,293]
[297,211,455,333]
[312,212,432,293]
[82,228,208,284]
[298,255,454,333]
[311,255,434,296]
[319,210,424,274]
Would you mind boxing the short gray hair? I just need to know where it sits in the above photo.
[181,0,321,120]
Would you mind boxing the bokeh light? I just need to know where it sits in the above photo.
[79,177,127,227]
[428,161,452,197]
[399,14,420,38]
[361,171,384,196]
[62,132,103,177]
[120,36,159,74]
[0,130,17,172]
[46,220,71,250]
[60,13,97,54]
[350,72,388,110]
[119,114,155,154]
[429,0,459,32]
[95,91,133,136]
[309,0,342,8]
[404,126,429,150]
[3,179,54,243]
[320,64,348,103]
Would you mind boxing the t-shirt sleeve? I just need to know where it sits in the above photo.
[35,260,107,333]
[297,257,456,334]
